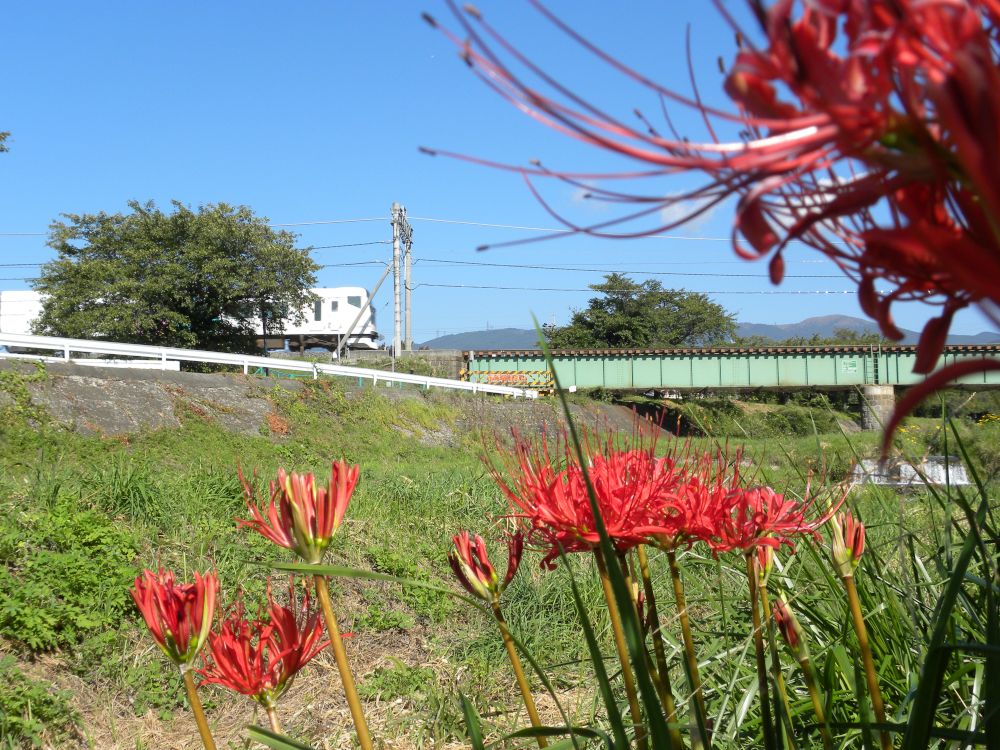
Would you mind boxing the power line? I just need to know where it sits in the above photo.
[269,218,387,227]
[310,241,390,249]
[407,216,847,245]
[415,257,843,278]
[318,261,387,268]
[0,214,840,245]
[414,283,867,295]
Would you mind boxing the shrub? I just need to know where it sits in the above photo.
[0,656,79,747]
[0,495,138,651]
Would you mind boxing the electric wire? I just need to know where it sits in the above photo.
[414,283,869,295]
[310,241,390,249]
[414,256,843,278]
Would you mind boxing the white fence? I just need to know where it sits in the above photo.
[0,332,538,399]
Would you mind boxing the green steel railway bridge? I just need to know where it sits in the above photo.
[463,344,1000,429]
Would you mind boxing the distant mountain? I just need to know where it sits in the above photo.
[736,315,1000,345]
[417,328,542,350]
[417,316,1000,350]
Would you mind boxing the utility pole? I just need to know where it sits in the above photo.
[403,210,413,351]
[391,202,402,358]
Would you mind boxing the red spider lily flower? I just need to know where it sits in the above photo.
[773,597,809,661]
[486,428,679,567]
[238,461,359,564]
[131,568,219,667]
[428,1,1000,407]
[708,480,845,555]
[648,447,745,550]
[448,530,524,601]
[830,512,865,578]
[198,580,328,708]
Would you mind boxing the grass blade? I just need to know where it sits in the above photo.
[562,550,630,749]
[246,725,317,750]
[460,693,487,750]
[535,317,676,750]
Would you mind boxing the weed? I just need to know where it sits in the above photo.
[359,658,437,703]
[0,494,138,651]
[0,655,79,747]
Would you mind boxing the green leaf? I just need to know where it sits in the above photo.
[562,550,629,749]
[901,488,991,750]
[505,725,615,750]
[460,693,487,750]
[246,725,317,750]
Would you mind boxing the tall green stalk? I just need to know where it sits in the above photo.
[746,554,778,750]
[182,669,217,750]
[595,548,648,750]
[667,547,708,723]
[636,546,683,726]
[314,575,374,750]
[759,585,797,750]
[843,574,891,750]
[491,600,548,748]
[629,547,686,749]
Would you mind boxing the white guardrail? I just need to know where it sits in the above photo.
[0,332,538,399]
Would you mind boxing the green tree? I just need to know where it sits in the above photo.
[32,201,318,353]
[0,132,9,152]
[548,273,736,348]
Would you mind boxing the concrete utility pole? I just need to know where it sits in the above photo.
[391,202,402,358]
[403,211,413,351]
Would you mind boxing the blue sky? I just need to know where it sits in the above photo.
[1,1,992,342]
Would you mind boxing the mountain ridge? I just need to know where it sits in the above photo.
[416,315,1000,350]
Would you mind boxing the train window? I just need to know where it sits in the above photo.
[313,300,322,321]
[347,295,362,307]
[330,300,339,312]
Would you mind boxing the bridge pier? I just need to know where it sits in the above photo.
[861,385,895,431]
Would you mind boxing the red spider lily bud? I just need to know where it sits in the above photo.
[448,530,523,601]
[238,460,359,564]
[830,512,865,578]
[773,597,809,662]
[131,568,219,668]
[198,580,328,708]
[757,545,775,585]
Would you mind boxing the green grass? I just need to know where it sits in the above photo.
[0,367,997,748]
[0,656,79,748]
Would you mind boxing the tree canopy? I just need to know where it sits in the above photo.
[548,274,737,349]
[32,201,318,352]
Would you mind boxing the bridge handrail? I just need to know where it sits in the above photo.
[0,332,538,399]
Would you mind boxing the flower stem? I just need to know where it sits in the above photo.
[314,575,374,750]
[759,585,797,750]
[491,601,548,748]
[265,705,282,735]
[844,574,891,750]
[594,548,648,750]
[182,669,217,750]
[798,656,834,750]
[667,547,708,723]
[745,554,777,750]
[635,545,685,748]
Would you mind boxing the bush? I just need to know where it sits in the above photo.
[0,656,79,747]
[0,494,138,651]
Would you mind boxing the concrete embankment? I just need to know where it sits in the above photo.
[0,359,642,439]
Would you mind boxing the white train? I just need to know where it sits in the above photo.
[0,287,380,352]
